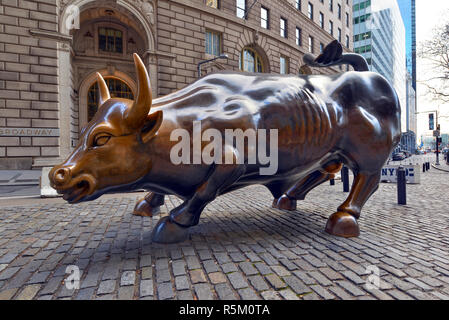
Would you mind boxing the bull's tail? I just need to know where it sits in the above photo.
[303,40,369,72]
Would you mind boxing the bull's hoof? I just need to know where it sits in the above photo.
[325,212,360,238]
[152,216,190,244]
[133,198,160,217]
[274,195,297,211]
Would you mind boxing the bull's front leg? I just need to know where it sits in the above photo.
[133,192,165,217]
[325,170,381,238]
[152,163,245,244]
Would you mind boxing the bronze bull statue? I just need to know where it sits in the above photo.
[49,41,401,243]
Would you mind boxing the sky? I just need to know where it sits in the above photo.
[397,0,412,74]
[416,0,449,140]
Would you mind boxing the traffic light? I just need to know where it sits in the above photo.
[429,114,435,130]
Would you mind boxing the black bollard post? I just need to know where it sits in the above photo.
[330,178,335,186]
[342,166,349,192]
[397,166,406,205]
[427,162,430,170]
[423,163,426,172]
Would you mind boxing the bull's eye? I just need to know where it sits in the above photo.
[93,134,111,147]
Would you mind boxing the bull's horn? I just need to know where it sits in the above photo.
[96,72,110,105]
[126,53,153,129]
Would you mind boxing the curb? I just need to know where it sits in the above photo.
[431,163,449,173]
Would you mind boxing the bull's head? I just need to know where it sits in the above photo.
[49,54,163,203]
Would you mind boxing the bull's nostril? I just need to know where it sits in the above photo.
[54,167,71,184]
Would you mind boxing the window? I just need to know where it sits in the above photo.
[337,4,341,19]
[329,0,333,12]
[296,0,301,10]
[296,27,302,46]
[319,12,324,28]
[338,28,341,42]
[308,2,313,20]
[240,48,264,72]
[346,12,349,27]
[308,36,314,53]
[98,27,123,53]
[280,17,287,38]
[205,30,221,56]
[280,56,289,74]
[320,43,324,53]
[329,20,333,36]
[236,0,246,18]
[261,7,269,29]
[206,0,219,8]
[87,78,133,122]
[346,35,350,48]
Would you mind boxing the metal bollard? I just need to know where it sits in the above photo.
[342,166,349,192]
[427,162,430,170]
[397,166,406,205]
[330,178,335,186]
[423,163,426,172]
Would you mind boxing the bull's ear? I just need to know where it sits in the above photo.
[96,72,110,105]
[141,110,163,143]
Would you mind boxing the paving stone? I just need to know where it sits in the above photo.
[215,283,238,300]
[97,280,116,295]
[140,279,154,298]
[248,275,269,291]
[175,276,190,290]
[157,282,174,300]
[190,269,207,284]
[177,290,194,300]
[239,262,258,276]
[172,260,186,276]
[279,288,299,300]
[337,281,366,297]
[76,287,96,300]
[221,263,238,274]
[261,290,281,300]
[0,288,18,300]
[283,275,311,294]
[265,274,286,290]
[194,283,214,300]
[0,266,20,280]
[238,287,260,300]
[120,271,136,286]
[209,272,227,284]
[228,272,249,290]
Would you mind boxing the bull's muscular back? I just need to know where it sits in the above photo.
[152,70,400,173]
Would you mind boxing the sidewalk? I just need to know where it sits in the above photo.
[432,161,449,173]
[0,170,41,198]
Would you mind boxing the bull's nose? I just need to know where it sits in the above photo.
[53,167,71,185]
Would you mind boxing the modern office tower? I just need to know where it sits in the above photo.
[397,0,416,91]
[353,0,407,137]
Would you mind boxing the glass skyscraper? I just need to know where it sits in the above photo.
[353,0,407,136]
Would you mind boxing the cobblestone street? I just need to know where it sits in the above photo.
[0,167,448,300]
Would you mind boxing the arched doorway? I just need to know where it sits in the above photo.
[58,0,157,152]
[87,77,134,122]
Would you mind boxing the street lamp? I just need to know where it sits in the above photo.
[197,54,229,78]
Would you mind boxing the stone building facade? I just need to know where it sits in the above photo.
[0,0,353,170]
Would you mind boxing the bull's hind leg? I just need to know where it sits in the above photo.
[133,192,165,217]
[325,170,380,238]
[273,162,343,211]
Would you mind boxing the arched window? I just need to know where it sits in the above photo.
[240,47,264,73]
[87,78,134,122]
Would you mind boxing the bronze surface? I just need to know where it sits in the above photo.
[49,41,401,243]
